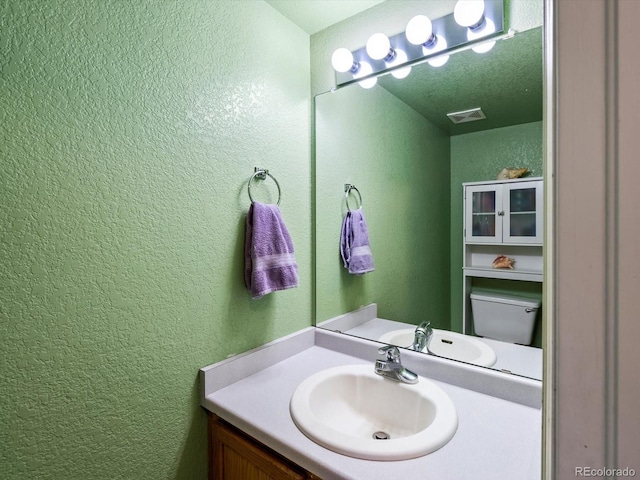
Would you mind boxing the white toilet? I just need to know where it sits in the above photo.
[470,291,541,345]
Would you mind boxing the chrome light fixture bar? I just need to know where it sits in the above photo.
[334,0,504,88]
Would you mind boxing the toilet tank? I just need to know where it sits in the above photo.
[470,292,541,345]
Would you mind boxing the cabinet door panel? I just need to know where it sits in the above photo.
[509,187,537,212]
[503,181,543,244]
[465,185,503,243]
[472,214,497,237]
[509,212,537,237]
[210,415,306,480]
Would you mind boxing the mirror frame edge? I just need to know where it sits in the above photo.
[542,0,555,478]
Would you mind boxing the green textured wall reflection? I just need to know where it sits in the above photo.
[0,1,310,479]
[315,84,451,329]
[315,89,541,337]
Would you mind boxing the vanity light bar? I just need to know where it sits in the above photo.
[334,0,504,88]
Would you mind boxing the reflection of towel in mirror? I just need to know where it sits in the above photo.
[340,208,375,275]
[245,201,299,299]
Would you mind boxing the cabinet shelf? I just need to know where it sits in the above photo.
[463,266,543,282]
[465,241,542,247]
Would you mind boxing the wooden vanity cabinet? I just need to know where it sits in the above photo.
[208,413,322,480]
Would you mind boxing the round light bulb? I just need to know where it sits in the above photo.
[472,40,496,53]
[406,15,433,46]
[366,33,391,60]
[428,54,449,68]
[454,0,485,28]
[388,49,411,79]
[468,17,496,53]
[353,61,377,89]
[331,48,355,73]
[424,35,449,68]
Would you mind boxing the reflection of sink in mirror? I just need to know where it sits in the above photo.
[378,328,497,368]
[317,304,543,380]
[289,364,458,461]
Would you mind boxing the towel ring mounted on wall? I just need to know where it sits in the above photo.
[344,183,363,211]
[248,167,281,206]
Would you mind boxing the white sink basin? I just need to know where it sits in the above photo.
[378,329,497,368]
[289,364,457,461]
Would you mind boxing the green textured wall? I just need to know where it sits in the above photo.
[449,122,543,334]
[0,1,310,479]
[315,84,451,328]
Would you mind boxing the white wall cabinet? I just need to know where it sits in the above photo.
[465,179,543,245]
[462,177,543,334]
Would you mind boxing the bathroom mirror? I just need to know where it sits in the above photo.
[314,25,543,380]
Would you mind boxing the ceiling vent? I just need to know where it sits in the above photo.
[447,107,486,124]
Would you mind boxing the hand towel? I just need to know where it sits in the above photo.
[245,201,299,299]
[340,208,375,275]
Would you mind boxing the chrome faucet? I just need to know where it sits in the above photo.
[412,321,434,352]
[374,345,418,384]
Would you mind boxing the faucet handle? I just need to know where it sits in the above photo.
[416,321,431,332]
[378,345,401,362]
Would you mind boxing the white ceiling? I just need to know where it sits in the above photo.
[265,0,386,34]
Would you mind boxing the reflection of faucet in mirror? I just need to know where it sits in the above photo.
[375,345,418,384]
[412,321,434,353]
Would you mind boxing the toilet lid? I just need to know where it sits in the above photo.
[470,291,540,308]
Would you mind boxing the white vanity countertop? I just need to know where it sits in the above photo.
[201,328,541,480]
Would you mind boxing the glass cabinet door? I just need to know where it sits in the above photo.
[503,180,543,244]
[465,185,503,243]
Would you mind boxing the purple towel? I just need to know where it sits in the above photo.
[340,208,375,275]
[245,201,299,299]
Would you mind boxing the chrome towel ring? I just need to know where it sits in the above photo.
[248,167,281,206]
[344,183,362,211]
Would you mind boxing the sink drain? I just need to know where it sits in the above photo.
[372,431,390,440]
